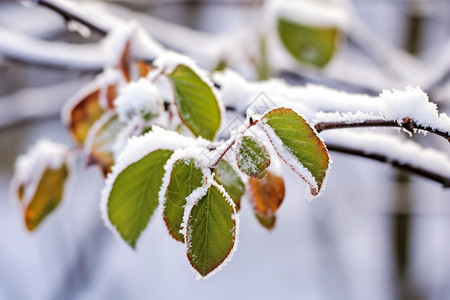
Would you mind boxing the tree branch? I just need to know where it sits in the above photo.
[35,0,108,36]
[314,118,450,142]
[327,143,450,187]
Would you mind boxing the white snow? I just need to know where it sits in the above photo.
[102,21,137,68]
[314,111,383,124]
[0,27,105,70]
[322,130,450,180]
[11,139,68,206]
[265,0,349,29]
[153,51,201,75]
[114,78,163,123]
[380,86,450,132]
[215,71,450,140]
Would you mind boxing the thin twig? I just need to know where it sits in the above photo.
[35,0,108,36]
[314,118,450,142]
[327,143,450,187]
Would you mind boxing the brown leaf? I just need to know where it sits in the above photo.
[119,41,131,82]
[24,164,69,231]
[105,85,118,109]
[249,171,285,217]
[135,60,155,78]
[67,89,105,145]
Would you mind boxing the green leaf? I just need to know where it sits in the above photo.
[163,159,204,242]
[168,65,221,140]
[186,184,237,278]
[214,159,245,211]
[107,149,173,248]
[236,136,271,179]
[260,107,329,195]
[277,17,339,68]
[255,213,276,230]
[24,164,69,231]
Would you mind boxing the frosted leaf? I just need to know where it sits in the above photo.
[235,136,271,179]
[100,127,209,247]
[114,78,163,123]
[11,139,72,230]
[184,180,239,279]
[12,139,68,205]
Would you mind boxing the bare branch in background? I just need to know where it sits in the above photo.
[327,143,450,187]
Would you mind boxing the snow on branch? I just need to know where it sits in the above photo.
[0,27,105,70]
[314,87,450,142]
[323,131,450,187]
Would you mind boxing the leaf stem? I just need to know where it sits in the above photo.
[208,121,257,170]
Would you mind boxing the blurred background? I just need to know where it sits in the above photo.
[1,0,450,299]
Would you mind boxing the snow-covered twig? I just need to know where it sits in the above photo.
[327,143,450,187]
[323,130,450,187]
[35,0,108,36]
[0,27,105,70]
[315,119,450,142]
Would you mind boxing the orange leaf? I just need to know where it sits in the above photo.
[135,60,154,78]
[105,85,118,109]
[248,171,285,216]
[67,89,105,145]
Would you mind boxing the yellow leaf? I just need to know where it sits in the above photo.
[24,164,69,231]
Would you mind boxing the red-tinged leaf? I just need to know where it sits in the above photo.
[248,171,285,217]
[260,107,330,196]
